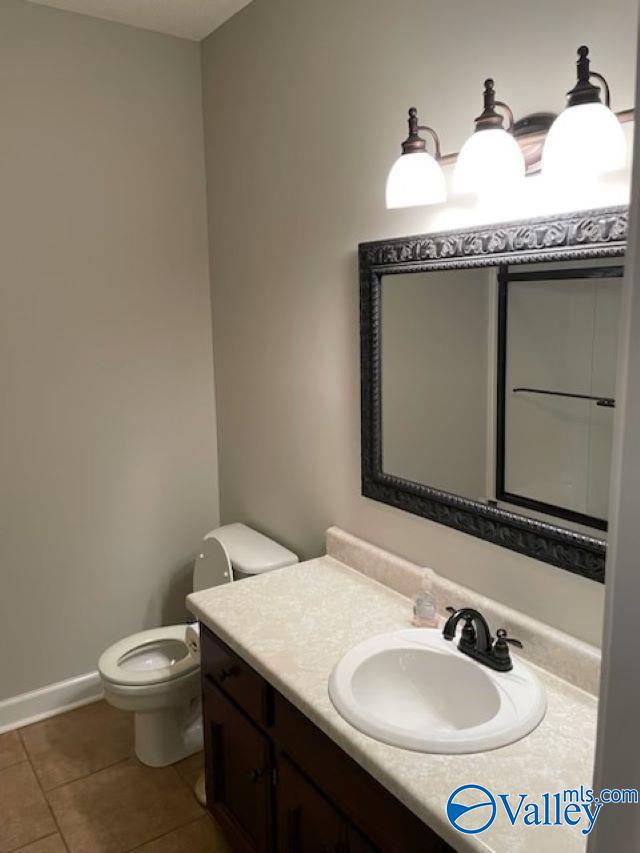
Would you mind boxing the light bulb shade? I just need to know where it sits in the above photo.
[453,128,525,195]
[541,102,626,184]
[385,151,446,209]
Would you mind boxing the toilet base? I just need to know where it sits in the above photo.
[101,663,203,768]
[134,695,203,768]
[195,772,207,806]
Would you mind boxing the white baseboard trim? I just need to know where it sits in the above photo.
[0,671,104,734]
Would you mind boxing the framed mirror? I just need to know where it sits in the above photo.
[359,207,628,581]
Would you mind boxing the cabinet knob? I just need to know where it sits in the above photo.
[218,664,239,682]
[248,766,267,783]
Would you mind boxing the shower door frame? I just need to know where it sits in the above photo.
[495,262,624,533]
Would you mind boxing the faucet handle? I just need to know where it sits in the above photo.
[445,606,456,615]
[495,628,523,649]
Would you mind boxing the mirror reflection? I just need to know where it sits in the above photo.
[380,259,623,535]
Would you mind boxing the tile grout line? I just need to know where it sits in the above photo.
[17,729,71,853]
[170,763,207,820]
[5,830,62,853]
[168,763,233,849]
[171,761,203,801]
[39,755,132,794]
[0,756,31,772]
[12,710,208,853]
[120,765,208,852]
[123,814,206,853]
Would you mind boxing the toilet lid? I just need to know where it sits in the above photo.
[98,625,199,687]
[193,537,233,591]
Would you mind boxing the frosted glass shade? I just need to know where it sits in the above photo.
[385,151,447,209]
[542,102,626,184]
[453,128,525,195]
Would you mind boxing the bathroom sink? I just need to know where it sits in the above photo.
[328,629,546,753]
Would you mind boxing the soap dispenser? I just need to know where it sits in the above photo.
[411,590,439,628]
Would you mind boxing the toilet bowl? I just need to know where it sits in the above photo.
[99,625,202,767]
[99,524,298,767]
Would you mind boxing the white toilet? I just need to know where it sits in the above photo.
[98,523,298,767]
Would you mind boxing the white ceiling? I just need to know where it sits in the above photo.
[26,0,254,40]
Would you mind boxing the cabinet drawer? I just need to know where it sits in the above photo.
[201,624,273,727]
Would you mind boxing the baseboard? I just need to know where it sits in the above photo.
[0,671,104,734]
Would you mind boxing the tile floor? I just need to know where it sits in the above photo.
[0,702,231,853]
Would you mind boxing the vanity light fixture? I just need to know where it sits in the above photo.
[542,46,627,185]
[386,47,632,209]
[385,107,447,208]
[453,78,525,196]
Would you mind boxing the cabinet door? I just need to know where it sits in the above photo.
[203,679,273,853]
[277,753,347,853]
[347,827,380,853]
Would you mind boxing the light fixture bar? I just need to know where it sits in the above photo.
[435,108,633,167]
[388,47,633,208]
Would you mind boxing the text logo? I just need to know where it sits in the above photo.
[446,784,497,835]
[445,784,638,836]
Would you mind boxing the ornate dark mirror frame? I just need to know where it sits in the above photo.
[360,205,628,583]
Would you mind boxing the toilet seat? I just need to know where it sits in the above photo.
[98,524,299,767]
[99,625,199,687]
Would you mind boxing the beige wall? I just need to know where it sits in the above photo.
[0,0,218,699]
[202,0,637,645]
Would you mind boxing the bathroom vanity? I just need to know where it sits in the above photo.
[200,625,451,852]
[188,527,600,853]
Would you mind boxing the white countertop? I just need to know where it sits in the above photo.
[187,556,597,853]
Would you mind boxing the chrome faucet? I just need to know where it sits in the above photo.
[442,607,522,672]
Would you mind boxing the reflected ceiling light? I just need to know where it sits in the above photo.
[453,79,525,196]
[386,108,446,208]
[542,46,626,185]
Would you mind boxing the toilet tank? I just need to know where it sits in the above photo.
[193,522,298,590]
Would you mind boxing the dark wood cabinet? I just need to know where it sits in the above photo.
[202,628,273,728]
[277,754,348,853]
[203,679,273,853]
[347,827,380,853]
[201,626,453,853]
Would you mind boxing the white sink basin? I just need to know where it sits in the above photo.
[328,628,546,753]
